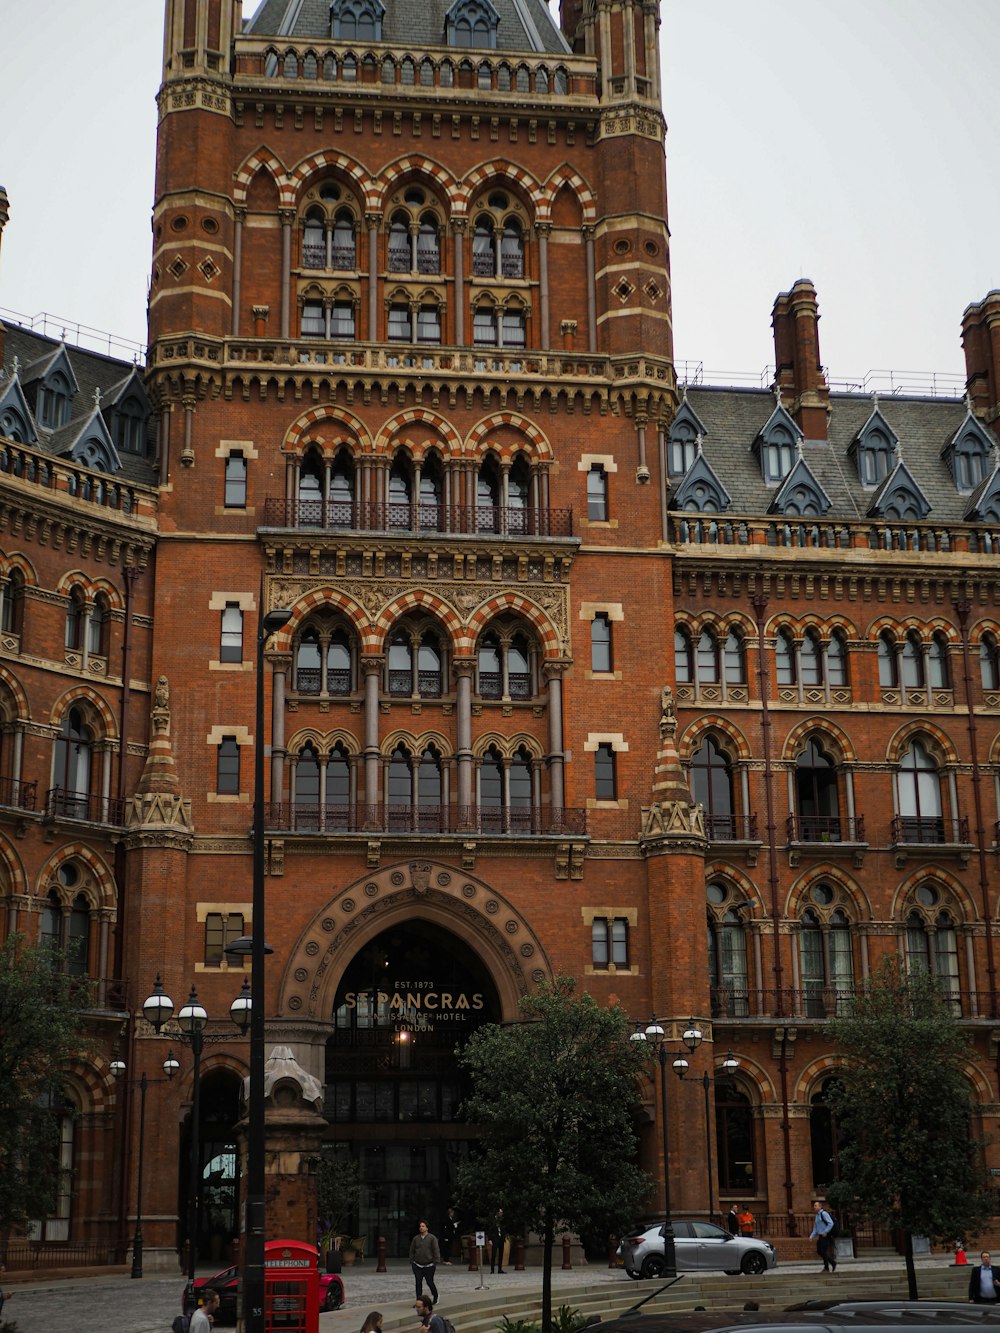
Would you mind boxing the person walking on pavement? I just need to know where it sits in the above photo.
[488,1206,507,1274]
[190,1289,219,1333]
[726,1205,739,1236]
[810,1200,837,1273]
[410,1219,442,1301]
[969,1251,1000,1303]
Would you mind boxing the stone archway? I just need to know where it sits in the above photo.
[279,858,553,1023]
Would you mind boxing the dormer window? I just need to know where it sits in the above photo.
[36,371,73,429]
[668,420,697,476]
[330,0,383,41]
[945,413,993,493]
[446,0,499,48]
[858,428,893,485]
[114,394,148,454]
[764,425,795,483]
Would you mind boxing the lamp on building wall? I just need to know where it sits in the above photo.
[631,1017,703,1277]
[675,1049,740,1223]
[246,603,293,1333]
[111,1048,179,1278]
[142,975,252,1308]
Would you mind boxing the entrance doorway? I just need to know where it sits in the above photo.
[324,920,500,1255]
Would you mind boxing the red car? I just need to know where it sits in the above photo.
[186,1264,345,1323]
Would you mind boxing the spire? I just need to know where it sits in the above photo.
[126,675,194,835]
[639,685,707,848]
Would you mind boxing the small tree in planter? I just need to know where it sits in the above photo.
[317,1150,361,1268]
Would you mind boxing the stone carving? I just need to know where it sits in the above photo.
[659,683,676,738]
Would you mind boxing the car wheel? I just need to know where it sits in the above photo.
[625,1269,640,1281]
[640,1255,666,1280]
[740,1252,767,1276]
[323,1284,344,1312]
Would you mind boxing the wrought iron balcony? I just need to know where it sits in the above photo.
[0,775,37,811]
[263,801,587,836]
[891,814,969,845]
[705,813,759,841]
[260,498,573,537]
[711,984,976,1020]
[45,787,125,826]
[786,814,866,843]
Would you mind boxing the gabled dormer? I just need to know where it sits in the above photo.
[445,0,499,48]
[965,446,1000,522]
[752,400,803,485]
[329,0,384,41]
[768,453,831,517]
[943,408,993,493]
[0,372,38,446]
[849,402,898,488]
[667,393,709,478]
[102,367,153,456]
[57,402,123,474]
[868,457,930,520]
[20,343,79,431]
[671,450,731,514]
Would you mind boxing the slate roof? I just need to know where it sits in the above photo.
[244,0,571,55]
[0,323,157,486]
[684,386,972,524]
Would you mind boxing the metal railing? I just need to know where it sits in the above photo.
[0,775,37,811]
[891,814,970,845]
[670,512,1000,557]
[786,814,866,844]
[261,497,573,537]
[710,984,988,1020]
[263,802,587,836]
[705,814,759,841]
[45,788,126,826]
[1,1240,124,1271]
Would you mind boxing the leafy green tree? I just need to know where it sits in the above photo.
[0,935,91,1236]
[456,977,650,1332]
[316,1148,361,1249]
[825,958,992,1298]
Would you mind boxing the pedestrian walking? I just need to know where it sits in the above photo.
[809,1200,837,1273]
[969,1251,1000,1303]
[190,1289,219,1333]
[410,1219,442,1301]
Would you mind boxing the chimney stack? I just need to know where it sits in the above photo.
[962,291,1000,429]
[771,279,830,438]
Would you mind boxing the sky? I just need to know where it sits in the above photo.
[1,0,997,382]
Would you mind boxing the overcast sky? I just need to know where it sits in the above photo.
[1,1,997,382]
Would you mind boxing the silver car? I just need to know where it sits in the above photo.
[620,1218,777,1278]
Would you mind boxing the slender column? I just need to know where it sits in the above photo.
[454,660,474,814]
[536,223,551,350]
[544,662,566,813]
[362,657,383,812]
[97,911,111,1007]
[159,405,171,485]
[231,208,245,336]
[658,426,668,541]
[280,210,294,339]
[80,608,92,673]
[270,660,288,804]
[452,220,467,345]
[636,417,648,473]
[583,227,597,351]
[367,215,380,340]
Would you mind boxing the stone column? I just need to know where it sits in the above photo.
[583,227,597,352]
[271,657,289,805]
[544,661,566,814]
[536,223,551,350]
[231,208,245,336]
[362,656,383,814]
[367,215,380,340]
[280,210,295,339]
[452,219,467,345]
[453,659,474,817]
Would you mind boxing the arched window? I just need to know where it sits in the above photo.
[896,740,944,843]
[297,451,324,523]
[707,894,748,1017]
[387,631,413,697]
[388,212,410,273]
[478,633,501,699]
[507,454,530,534]
[416,214,440,274]
[417,634,443,698]
[507,633,531,698]
[714,1080,755,1193]
[810,1077,841,1192]
[830,909,854,1004]
[928,632,950,689]
[674,627,694,684]
[329,451,355,527]
[53,707,94,818]
[691,738,734,840]
[65,587,85,651]
[472,215,494,278]
[296,627,322,694]
[477,456,501,532]
[509,748,532,830]
[387,744,413,828]
[331,210,356,269]
[826,631,848,687]
[800,629,823,687]
[303,208,325,268]
[981,633,1000,690]
[327,743,351,827]
[479,746,503,830]
[416,746,443,829]
[327,629,353,695]
[800,909,825,1017]
[795,738,839,841]
[723,631,745,686]
[40,889,62,955]
[878,631,898,687]
[905,905,960,1013]
[294,744,321,828]
[1,568,25,637]
[87,595,109,657]
[901,631,924,689]
[696,630,719,684]
[775,628,796,686]
[500,219,524,279]
[419,454,444,530]
[388,454,413,529]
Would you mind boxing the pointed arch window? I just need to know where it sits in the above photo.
[901,631,925,689]
[723,630,745,686]
[696,629,719,684]
[507,633,531,699]
[507,454,530,534]
[332,0,383,41]
[40,889,62,956]
[479,746,503,830]
[500,219,524,279]
[478,634,501,699]
[329,451,355,526]
[477,456,501,532]
[387,744,413,829]
[1,568,25,638]
[296,627,322,694]
[896,740,944,843]
[674,627,694,684]
[928,632,950,689]
[331,210,356,270]
[981,633,1000,691]
[297,451,324,522]
[418,454,444,530]
[800,909,825,1018]
[810,1077,841,1192]
[303,208,326,269]
[905,899,961,1014]
[509,748,533,830]
[708,897,749,1017]
[691,737,734,840]
[878,631,898,688]
[65,587,85,651]
[795,738,840,841]
[416,746,443,829]
[775,627,796,686]
[294,744,321,828]
[826,631,848,687]
[416,214,441,274]
[387,632,413,697]
[800,629,822,687]
[87,595,109,657]
[417,634,443,698]
[388,455,413,528]
[388,212,410,274]
[668,421,698,477]
[327,629,353,695]
[327,743,352,826]
[53,707,94,818]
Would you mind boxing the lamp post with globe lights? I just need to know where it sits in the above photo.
[630,1017,703,1277]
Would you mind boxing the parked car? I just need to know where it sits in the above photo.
[619,1218,777,1278]
[185,1264,345,1323]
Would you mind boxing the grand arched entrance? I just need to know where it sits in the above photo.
[325,919,500,1254]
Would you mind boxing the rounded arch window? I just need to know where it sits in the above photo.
[388,212,411,273]
[404,188,426,207]
[477,632,501,698]
[810,1076,842,1191]
[488,191,509,211]
[472,215,495,277]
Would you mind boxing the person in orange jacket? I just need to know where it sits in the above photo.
[737,1206,754,1237]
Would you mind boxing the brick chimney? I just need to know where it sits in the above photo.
[962,291,1000,428]
[771,279,830,439]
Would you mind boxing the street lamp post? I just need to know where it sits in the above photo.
[631,1018,703,1278]
[110,1049,179,1278]
[142,975,252,1308]
[246,603,292,1333]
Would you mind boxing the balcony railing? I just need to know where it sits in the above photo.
[263,802,587,836]
[0,775,37,811]
[669,512,1000,558]
[705,813,758,841]
[45,788,125,826]
[711,985,984,1020]
[261,498,574,537]
[891,814,969,845]
[786,814,866,844]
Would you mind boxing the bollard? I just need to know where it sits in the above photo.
[469,1242,479,1272]
[561,1234,572,1270]
[376,1234,387,1273]
[514,1236,525,1272]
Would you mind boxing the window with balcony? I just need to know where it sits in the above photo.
[217,736,241,795]
[895,740,944,842]
[53,707,94,819]
[905,887,960,1012]
[707,885,749,1017]
[205,911,245,966]
[691,737,736,840]
[65,587,85,651]
[446,0,499,47]
[591,613,612,672]
[224,451,247,508]
[476,454,501,531]
[591,917,628,969]
[981,632,1000,690]
[594,742,616,800]
[387,625,445,699]
[794,737,840,842]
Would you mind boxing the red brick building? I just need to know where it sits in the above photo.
[4,0,1000,1271]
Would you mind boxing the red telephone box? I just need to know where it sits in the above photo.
[264,1239,320,1333]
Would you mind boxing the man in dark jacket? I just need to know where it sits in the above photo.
[410,1220,441,1301]
[969,1251,1000,1303]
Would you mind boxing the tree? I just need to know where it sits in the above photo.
[825,958,992,1298]
[316,1148,361,1250]
[455,977,650,1332]
[0,935,91,1237]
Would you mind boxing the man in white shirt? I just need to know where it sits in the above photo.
[969,1251,1000,1303]
[190,1288,220,1333]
